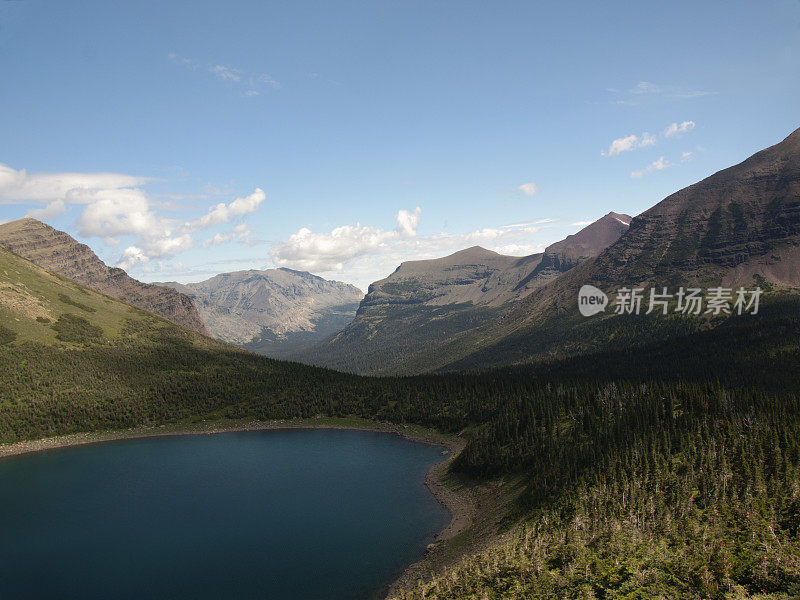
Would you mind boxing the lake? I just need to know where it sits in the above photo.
[0,428,450,599]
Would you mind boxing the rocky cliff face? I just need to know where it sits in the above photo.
[0,218,209,335]
[298,213,630,374]
[157,269,363,357]
[592,128,800,288]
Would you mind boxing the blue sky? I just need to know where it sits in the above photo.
[0,0,798,290]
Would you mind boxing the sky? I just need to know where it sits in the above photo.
[0,0,798,291]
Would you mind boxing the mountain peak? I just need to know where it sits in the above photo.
[156,268,364,353]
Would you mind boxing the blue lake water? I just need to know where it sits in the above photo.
[0,428,450,599]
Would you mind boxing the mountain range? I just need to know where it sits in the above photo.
[2,127,799,377]
[0,218,364,357]
[439,125,800,371]
[157,270,363,358]
[296,212,631,374]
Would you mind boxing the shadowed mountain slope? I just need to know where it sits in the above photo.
[444,126,800,371]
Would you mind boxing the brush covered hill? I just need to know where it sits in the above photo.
[0,218,209,336]
[157,268,363,359]
[298,213,630,375]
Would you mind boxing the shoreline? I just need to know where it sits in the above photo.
[0,417,475,595]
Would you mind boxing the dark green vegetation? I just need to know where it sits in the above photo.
[51,313,103,343]
[299,302,506,375]
[394,307,800,599]
[57,292,97,313]
[2,241,800,598]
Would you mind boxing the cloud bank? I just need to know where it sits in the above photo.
[0,162,266,272]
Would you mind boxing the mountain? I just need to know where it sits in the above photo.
[0,218,209,336]
[523,212,630,279]
[444,126,800,370]
[157,269,363,358]
[298,213,631,374]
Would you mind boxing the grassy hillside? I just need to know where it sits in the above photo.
[3,245,800,598]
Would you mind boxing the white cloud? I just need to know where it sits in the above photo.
[71,187,196,263]
[269,210,560,289]
[27,199,66,220]
[631,81,663,95]
[168,53,197,70]
[631,156,672,178]
[618,82,714,101]
[75,188,156,238]
[571,220,595,227]
[142,234,194,258]
[663,121,695,138]
[603,121,696,167]
[502,218,554,228]
[0,163,150,204]
[117,246,149,271]
[255,74,281,90]
[203,232,231,247]
[169,54,280,94]
[209,65,242,81]
[518,182,538,196]
[601,132,655,157]
[0,161,268,273]
[188,188,265,231]
[396,207,421,236]
[271,208,421,272]
[202,223,253,247]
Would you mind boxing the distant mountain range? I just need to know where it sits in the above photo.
[157,270,363,358]
[2,127,798,376]
[296,212,631,374]
[0,218,209,336]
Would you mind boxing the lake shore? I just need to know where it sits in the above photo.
[0,416,478,596]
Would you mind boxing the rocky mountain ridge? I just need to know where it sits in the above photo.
[0,218,209,335]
